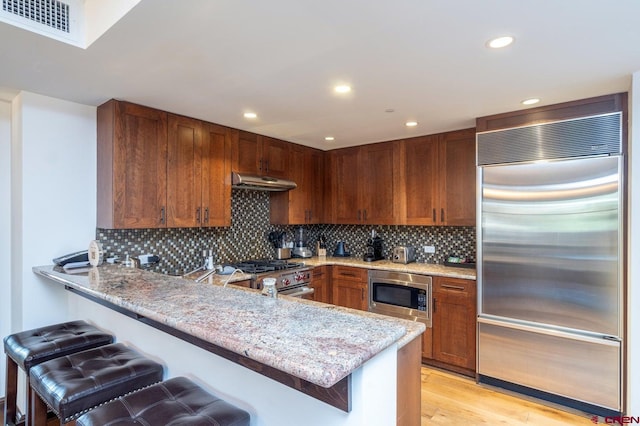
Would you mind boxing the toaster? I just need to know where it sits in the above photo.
[392,246,416,264]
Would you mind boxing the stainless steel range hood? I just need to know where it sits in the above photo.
[231,172,297,191]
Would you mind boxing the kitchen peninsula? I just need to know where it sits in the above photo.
[33,264,424,426]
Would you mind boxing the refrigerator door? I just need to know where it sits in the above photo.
[480,155,621,337]
[478,319,621,411]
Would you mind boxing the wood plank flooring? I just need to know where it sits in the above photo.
[421,366,594,425]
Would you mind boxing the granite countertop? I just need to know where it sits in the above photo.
[300,256,477,280]
[34,264,424,389]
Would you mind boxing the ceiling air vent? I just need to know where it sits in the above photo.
[2,0,70,33]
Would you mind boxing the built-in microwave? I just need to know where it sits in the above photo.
[368,270,432,327]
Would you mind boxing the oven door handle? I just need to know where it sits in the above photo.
[282,287,314,298]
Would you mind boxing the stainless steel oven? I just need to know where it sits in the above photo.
[368,270,431,327]
[229,259,314,299]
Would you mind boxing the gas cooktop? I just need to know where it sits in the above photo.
[229,259,305,274]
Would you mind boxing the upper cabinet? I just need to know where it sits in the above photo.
[270,144,324,224]
[97,100,232,229]
[232,131,290,179]
[330,141,402,224]
[97,100,168,229]
[403,128,476,226]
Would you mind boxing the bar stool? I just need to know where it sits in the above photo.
[29,342,164,426]
[3,320,114,426]
[76,377,250,426]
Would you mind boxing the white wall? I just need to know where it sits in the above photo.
[0,98,12,399]
[628,72,640,415]
[10,91,96,330]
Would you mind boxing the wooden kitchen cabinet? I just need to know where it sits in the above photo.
[97,100,168,229]
[403,128,476,226]
[270,144,324,224]
[310,266,331,304]
[330,141,401,224]
[331,266,368,311]
[232,131,290,179]
[425,276,476,376]
[97,100,232,229]
[166,119,233,228]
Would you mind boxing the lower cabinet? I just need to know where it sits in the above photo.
[310,266,331,303]
[423,276,477,376]
[331,266,368,311]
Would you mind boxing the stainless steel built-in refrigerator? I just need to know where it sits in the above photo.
[476,112,624,415]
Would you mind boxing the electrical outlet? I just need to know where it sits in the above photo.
[423,245,436,254]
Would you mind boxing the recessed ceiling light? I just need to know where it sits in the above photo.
[521,98,540,105]
[325,136,335,141]
[334,85,351,94]
[405,121,418,127]
[487,36,514,49]
[243,112,257,119]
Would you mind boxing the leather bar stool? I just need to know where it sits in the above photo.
[76,377,250,426]
[28,342,164,426]
[3,320,114,426]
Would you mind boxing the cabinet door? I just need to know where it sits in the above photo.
[233,130,261,175]
[307,148,324,224]
[332,281,367,311]
[360,141,399,224]
[202,124,233,227]
[331,266,368,311]
[262,136,290,178]
[332,147,361,224]
[112,101,168,228]
[432,277,476,371]
[440,128,476,226]
[404,135,440,225]
[310,266,331,304]
[167,114,202,228]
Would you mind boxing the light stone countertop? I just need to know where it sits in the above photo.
[34,264,424,389]
[299,256,477,280]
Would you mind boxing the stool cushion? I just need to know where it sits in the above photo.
[76,377,250,426]
[29,342,164,422]
[3,320,113,372]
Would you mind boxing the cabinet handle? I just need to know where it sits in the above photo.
[441,208,445,223]
[340,272,357,277]
[432,208,436,222]
[259,159,263,172]
[265,160,269,173]
[361,288,365,300]
[204,207,209,223]
[196,207,201,224]
[363,209,367,222]
[441,284,465,291]
[433,297,436,313]
[357,210,361,221]
[160,207,165,225]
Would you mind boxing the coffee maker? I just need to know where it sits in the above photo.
[363,230,384,262]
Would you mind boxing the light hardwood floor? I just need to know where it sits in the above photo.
[421,366,594,425]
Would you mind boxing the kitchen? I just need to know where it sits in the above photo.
[1,1,640,425]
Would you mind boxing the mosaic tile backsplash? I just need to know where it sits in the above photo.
[97,190,476,275]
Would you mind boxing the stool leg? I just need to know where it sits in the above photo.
[4,356,18,426]
[30,388,47,426]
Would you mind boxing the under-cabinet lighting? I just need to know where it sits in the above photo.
[334,85,351,94]
[243,112,257,119]
[405,121,418,127]
[325,136,335,141]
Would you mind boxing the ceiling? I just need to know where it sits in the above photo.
[1,0,640,150]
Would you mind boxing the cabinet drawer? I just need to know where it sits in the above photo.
[433,277,476,296]
[312,266,327,278]
[331,265,368,282]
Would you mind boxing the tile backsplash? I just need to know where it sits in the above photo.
[97,190,476,275]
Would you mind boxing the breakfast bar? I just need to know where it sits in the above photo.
[33,264,424,425]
